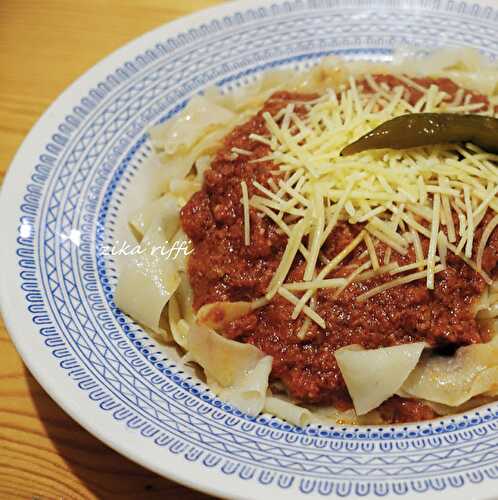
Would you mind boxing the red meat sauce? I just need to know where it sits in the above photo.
[180,75,498,424]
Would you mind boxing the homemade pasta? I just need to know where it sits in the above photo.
[116,49,498,425]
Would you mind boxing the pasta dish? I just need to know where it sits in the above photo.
[116,49,498,425]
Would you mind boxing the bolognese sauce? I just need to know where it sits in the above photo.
[180,77,498,423]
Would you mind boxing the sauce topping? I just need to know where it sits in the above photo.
[181,77,498,422]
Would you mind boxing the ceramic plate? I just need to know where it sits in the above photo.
[2,1,498,498]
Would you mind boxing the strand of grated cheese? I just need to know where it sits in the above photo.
[277,287,325,328]
[474,185,498,220]
[283,278,346,291]
[447,240,493,284]
[354,262,399,282]
[368,216,408,248]
[291,230,366,319]
[304,187,325,281]
[250,199,291,235]
[427,194,441,289]
[250,296,270,310]
[367,227,408,256]
[477,214,498,272]
[232,147,253,156]
[249,133,273,147]
[297,317,312,340]
[384,203,405,264]
[266,217,309,299]
[333,261,372,298]
[251,194,306,217]
[463,185,475,259]
[364,232,380,271]
[390,258,438,275]
[357,265,446,302]
[241,181,250,246]
[437,231,448,269]
[440,176,457,242]
[299,289,319,339]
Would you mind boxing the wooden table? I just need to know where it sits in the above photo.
[0,2,223,498]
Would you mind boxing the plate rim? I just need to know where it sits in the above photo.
[1,1,498,498]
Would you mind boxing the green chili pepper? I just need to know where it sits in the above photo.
[341,113,498,156]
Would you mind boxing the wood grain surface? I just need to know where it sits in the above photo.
[0,2,223,498]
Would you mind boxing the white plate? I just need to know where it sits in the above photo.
[2,1,498,498]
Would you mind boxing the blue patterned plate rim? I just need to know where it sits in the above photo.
[2,1,498,498]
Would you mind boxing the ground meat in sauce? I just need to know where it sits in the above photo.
[180,77,498,422]
[378,396,438,424]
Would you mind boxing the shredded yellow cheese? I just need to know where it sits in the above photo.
[477,214,498,271]
[427,194,441,289]
[437,231,448,269]
[266,218,308,299]
[283,278,346,291]
[241,181,250,246]
[241,75,498,328]
[464,185,474,259]
[291,230,365,319]
[297,317,311,341]
[355,262,399,282]
[334,260,372,298]
[358,265,446,302]
[232,147,253,156]
[364,232,380,271]
[304,188,324,281]
[277,287,325,328]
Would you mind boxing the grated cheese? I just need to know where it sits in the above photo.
[241,181,250,246]
[437,231,448,269]
[284,278,346,291]
[368,227,408,256]
[427,194,441,289]
[411,228,425,269]
[355,262,398,281]
[297,317,312,340]
[358,265,445,302]
[277,287,325,328]
[334,260,372,298]
[391,258,438,275]
[440,176,456,242]
[266,218,308,299]
[304,188,325,281]
[240,74,498,327]
[477,214,498,272]
[291,230,365,319]
[232,147,253,156]
[364,232,380,271]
